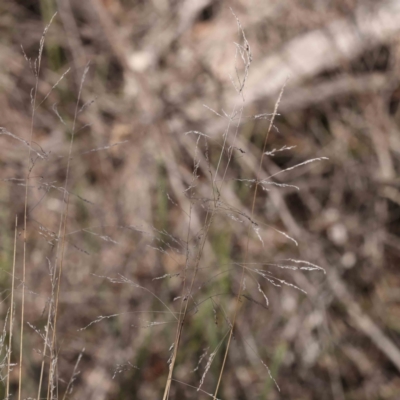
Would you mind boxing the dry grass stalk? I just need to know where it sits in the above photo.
[6,215,18,399]
[19,12,58,400]
[212,80,287,399]
[45,59,90,400]
[1,5,338,398]
[163,9,254,399]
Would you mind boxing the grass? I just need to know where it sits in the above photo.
[0,7,331,400]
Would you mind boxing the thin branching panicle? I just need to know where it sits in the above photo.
[213,76,288,400]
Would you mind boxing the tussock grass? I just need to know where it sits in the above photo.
[0,7,331,400]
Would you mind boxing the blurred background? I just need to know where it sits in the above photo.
[1,0,400,399]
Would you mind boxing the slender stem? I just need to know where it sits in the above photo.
[47,195,69,400]
[37,286,53,400]
[19,54,39,400]
[213,83,286,399]
[6,215,18,399]
[19,14,57,399]
[162,93,246,399]
[45,60,88,400]
[162,207,215,400]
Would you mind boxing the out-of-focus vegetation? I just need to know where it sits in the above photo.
[1,0,400,399]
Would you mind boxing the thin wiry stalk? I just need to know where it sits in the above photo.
[198,330,230,392]
[163,132,221,399]
[171,379,221,399]
[62,348,84,400]
[162,207,215,400]
[163,110,242,398]
[37,288,53,400]
[161,136,201,397]
[163,127,231,399]
[47,195,69,400]
[213,82,287,399]
[47,61,90,399]
[6,215,18,399]
[94,274,178,321]
[163,13,252,397]
[78,310,180,332]
[19,13,58,400]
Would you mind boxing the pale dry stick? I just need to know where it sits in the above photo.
[19,13,58,400]
[213,82,287,399]
[6,215,18,399]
